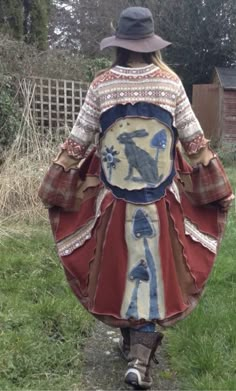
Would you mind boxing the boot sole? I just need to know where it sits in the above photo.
[125,369,152,390]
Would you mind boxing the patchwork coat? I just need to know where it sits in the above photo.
[39,64,233,327]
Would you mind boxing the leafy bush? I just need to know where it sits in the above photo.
[0,76,21,158]
[0,34,111,82]
[84,57,112,82]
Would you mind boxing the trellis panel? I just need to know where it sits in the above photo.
[31,77,89,133]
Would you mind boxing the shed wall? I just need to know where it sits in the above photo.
[192,84,220,143]
[223,90,236,143]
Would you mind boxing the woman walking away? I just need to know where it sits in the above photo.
[39,7,233,390]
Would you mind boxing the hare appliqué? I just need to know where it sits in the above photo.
[116,128,167,186]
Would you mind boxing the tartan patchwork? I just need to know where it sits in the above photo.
[183,156,233,205]
[38,163,80,210]
[38,148,96,210]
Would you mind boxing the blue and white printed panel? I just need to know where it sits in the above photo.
[120,203,165,321]
[101,117,172,189]
[99,103,178,203]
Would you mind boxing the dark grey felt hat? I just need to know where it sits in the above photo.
[100,7,171,53]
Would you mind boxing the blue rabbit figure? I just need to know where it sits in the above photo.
[117,129,163,185]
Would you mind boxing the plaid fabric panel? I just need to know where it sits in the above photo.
[38,163,81,210]
[38,148,96,210]
[186,156,233,205]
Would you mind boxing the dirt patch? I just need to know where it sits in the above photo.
[80,322,179,390]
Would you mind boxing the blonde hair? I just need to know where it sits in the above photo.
[96,48,176,78]
[148,51,176,77]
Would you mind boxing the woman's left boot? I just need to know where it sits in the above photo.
[118,327,130,360]
[124,329,163,389]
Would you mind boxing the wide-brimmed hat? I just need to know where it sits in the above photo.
[100,7,171,53]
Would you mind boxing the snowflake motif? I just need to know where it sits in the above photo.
[102,145,121,181]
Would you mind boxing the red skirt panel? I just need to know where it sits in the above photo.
[48,150,227,327]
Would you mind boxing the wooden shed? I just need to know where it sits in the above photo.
[192,67,236,145]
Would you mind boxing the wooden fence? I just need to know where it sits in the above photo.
[30,77,89,132]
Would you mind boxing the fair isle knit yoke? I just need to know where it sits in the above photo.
[69,64,207,157]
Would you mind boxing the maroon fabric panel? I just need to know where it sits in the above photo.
[50,192,115,303]
[166,192,217,290]
[87,204,114,309]
[180,192,220,238]
[52,190,113,243]
[54,195,100,242]
[156,199,188,318]
[92,200,128,317]
[86,153,101,175]
[63,266,89,308]
[183,238,215,289]
[61,234,97,298]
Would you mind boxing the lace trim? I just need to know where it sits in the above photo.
[168,181,181,203]
[57,188,108,256]
[184,218,217,254]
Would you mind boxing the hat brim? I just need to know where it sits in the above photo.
[100,35,171,53]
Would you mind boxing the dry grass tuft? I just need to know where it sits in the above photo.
[0,154,51,222]
[0,79,68,230]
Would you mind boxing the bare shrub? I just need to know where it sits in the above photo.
[0,34,102,82]
[0,79,67,224]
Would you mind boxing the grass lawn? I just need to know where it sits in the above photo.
[166,167,236,390]
[0,225,94,390]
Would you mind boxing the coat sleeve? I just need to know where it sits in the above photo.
[175,81,210,158]
[60,81,100,159]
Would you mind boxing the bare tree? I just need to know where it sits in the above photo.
[48,0,236,93]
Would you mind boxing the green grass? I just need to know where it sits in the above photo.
[166,168,236,390]
[0,225,94,390]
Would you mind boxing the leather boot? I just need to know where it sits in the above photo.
[124,329,163,389]
[118,327,130,360]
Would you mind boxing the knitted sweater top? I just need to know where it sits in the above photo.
[68,64,207,157]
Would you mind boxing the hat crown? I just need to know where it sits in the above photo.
[116,7,154,40]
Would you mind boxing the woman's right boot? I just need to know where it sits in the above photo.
[124,329,163,389]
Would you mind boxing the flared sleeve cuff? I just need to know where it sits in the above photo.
[181,133,210,156]
[60,136,88,160]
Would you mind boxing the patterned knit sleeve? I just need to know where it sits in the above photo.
[61,81,100,159]
[175,80,209,155]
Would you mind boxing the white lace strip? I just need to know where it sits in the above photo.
[169,181,181,203]
[57,188,108,256]
[184,218,217,254]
